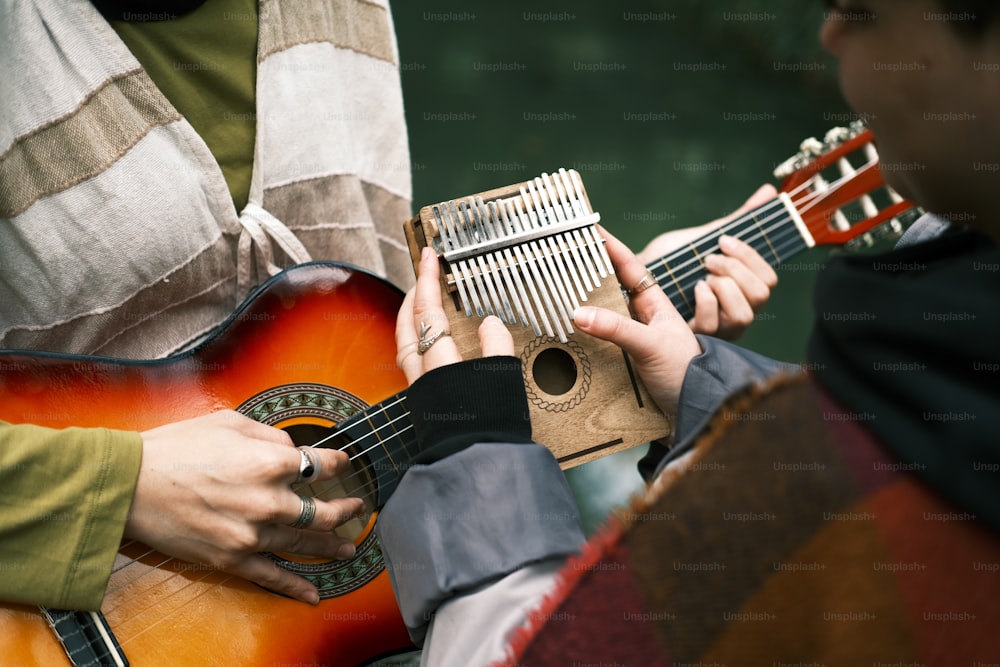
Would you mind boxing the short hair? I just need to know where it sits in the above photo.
[932,0,999,35]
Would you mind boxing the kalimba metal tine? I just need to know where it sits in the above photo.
[436,205,475,317]
[474,200,519,324]
[455,260,485,317]
[554,230,590,300]
[544,231,583,308]
[545,172,574,221]
[508,199,559,338]
[482,250,517,324]
[534,175,590,302]
[521,222,574,339]
[512,242,555,338]
[502,245,537,331]
[474,253,506,319]
[539,175,593,299]
[457,203,500,318]
[494,201,539,331]
[450,200,472,248]
[432,205,452,252]
[520,186,577,334]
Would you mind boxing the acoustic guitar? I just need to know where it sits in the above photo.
[0,121,917,666]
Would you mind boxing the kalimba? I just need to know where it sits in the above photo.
[405,168,672,467]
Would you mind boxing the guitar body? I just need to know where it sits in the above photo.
[0,262,414,666]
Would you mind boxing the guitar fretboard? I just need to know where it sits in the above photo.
[41,608,128,667]
[647,194,812,321]
[326,391,417,508]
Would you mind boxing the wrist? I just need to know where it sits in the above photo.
[406,356,532,464]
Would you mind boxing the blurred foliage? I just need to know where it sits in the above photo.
[394,1,860,531]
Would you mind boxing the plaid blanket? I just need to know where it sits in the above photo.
[498,375,1000,666]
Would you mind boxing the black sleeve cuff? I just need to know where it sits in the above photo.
[406,356,532,464]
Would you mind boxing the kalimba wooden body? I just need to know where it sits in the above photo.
[405,169,672,467]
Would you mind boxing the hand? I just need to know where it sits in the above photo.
[127,411,364,605]
[395,246,514,382]
[573,228,703,416]
[636,184,779,340]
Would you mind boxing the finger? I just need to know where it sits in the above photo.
[274,492,364,536]
[304,496,365,533]
[412,246,461,371]
[572,305,661,363]
[228,553,322,605]
[259,521,358,558]
[574,304,701,371]
[718,234,778,289]
[705,275,755,336]
[478,316,515,357]
[732,183,778,216]
[597,227,675,322]
[599,226,651,293]
[274,444,347,488]
[299,446,352,481]
[689,280,720,335]
[225,411,297,448]
[395,289,424,383]
[704,247,773,308]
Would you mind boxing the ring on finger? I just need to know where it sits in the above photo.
[290,495,317,529]
[295,447,322,484]
[627,270,657,297]
[417,321,451,355]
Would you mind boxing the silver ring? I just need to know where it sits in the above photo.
[417,321,451,355]
[295,447,321,484]
[627,270,657,297]
[291,495,317,529]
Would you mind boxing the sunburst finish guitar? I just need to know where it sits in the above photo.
[0,122,918,666]
[0,264,417,666]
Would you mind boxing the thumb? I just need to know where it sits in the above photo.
[478,315,515,357]
[573,306,655,362]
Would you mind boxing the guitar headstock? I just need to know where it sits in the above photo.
[774,120,921,250]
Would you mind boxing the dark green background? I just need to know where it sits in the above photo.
[394,1,856,531]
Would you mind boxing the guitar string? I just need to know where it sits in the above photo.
[651,154,882,278]
[646,175,818,283]
[648,158,887,301]
[647,175,841,286]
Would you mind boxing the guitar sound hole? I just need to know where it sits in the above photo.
[281,423,376,545]
[532,347,577,396]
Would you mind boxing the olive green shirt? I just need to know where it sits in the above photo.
[110,0,258,211]
[0,422,142,610]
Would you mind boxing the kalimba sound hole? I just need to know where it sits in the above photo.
[532,347,578,395]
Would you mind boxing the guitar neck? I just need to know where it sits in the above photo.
[326,390,417,508]
[647,193,813,321]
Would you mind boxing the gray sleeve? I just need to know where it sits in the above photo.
[661,335,790,462]
[375,441,585,645]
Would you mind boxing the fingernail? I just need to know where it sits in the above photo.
[572,307,595,327]
[304,590,320,605]
[421,246,435,261]
[337,543,356,560]
[718,235,738,252]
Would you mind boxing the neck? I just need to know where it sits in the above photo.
[645,194,811,320]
